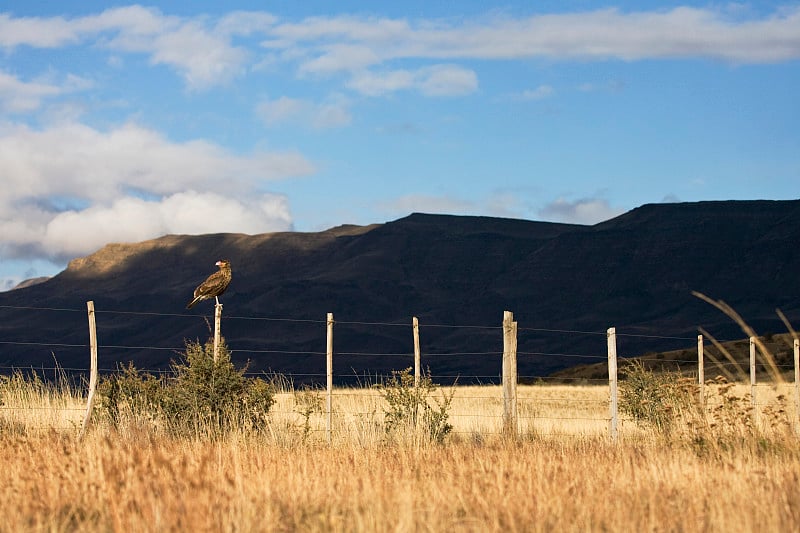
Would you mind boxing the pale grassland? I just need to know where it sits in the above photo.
[0,374,85,432]
[267,382,800,444]
[1,380,800,532]
[3,381,797,440]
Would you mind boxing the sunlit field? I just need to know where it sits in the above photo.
[266,382,799,443]
[265,384,614,443]
[1,378,799,532]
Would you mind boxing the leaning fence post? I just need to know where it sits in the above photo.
[502,311,518,436]
[79,301,98,441]
[607,327,618,442]
[213,302,223,363]
[413,316,421,388]
[326,312,334,444]
[750,336,758,428]
[698,334,705,407]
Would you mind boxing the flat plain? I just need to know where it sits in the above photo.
[1,381,799,532]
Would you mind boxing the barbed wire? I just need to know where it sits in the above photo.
[0,303,714,339]
[0,340,88,348]
[0,305,83,313]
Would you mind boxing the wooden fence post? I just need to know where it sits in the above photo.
[502,311,518,436]
[213,302,223,363]
[750,336,757,428]
[79,301,98,441]
[607,327,618,442]
[413,317,421,388]
[794,338,799,434]
[697,334,705,407]
[326,312,334,444]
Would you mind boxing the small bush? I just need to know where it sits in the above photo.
[380,367,454,444]
[96,338,275,437]
[619,360,696,434]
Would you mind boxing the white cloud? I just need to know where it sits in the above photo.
[1,6,255,90]
[347,64,477,96]
[418,64,478,96]
[4,6,797,93]
[0,70,91,113]
[538,197,625,225]
[298,44,380,76]
[89,7,249,90]
[0,121,313,204]
[313,100,352,128]
[0,71,60,113]
[256,95,352,129]
[256,96,308,125]
[42,192,292,257]
[408,7,800,63]
[0,12,80,48]
[277,7,800,75]
[0,121,313,261]
[347,69,414,96]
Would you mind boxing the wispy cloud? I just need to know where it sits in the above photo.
[278,7,800,74]
[347,64,477,96]
[538,197,624,225]
[0,70,92,113]
[256,95,352,129]
[1,6,250,90]
[3,6,799,91]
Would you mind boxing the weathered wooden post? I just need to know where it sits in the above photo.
[697,334,705,407]
[607,327,618,442]
[213,302,223,363]
[413,317,421,388]
[750,336,758,428]
[326,312,334,444]
[79,301,98,441]
[502,311,518,436]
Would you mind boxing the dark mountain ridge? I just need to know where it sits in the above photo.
[1,200,799,383]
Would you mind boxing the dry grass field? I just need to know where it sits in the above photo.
[2,376,800,532]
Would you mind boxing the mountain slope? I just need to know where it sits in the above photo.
[1,200,799,383]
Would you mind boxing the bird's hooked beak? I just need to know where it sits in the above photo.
[215,261,222,267]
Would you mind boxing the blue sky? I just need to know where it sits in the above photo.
[0,1,798,289]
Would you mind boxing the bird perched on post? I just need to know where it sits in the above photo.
[186,259,232,309]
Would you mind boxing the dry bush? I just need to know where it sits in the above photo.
[380,367,454,444]
[95,338,276,438]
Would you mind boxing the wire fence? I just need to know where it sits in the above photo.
[1,303,799,440]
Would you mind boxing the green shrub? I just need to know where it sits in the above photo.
[96,338,275,437]
[380,367,454,444]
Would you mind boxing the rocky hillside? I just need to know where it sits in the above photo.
[1,200,799,383]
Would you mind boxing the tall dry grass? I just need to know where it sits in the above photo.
[1,374,800,532]
[1,428,799,532]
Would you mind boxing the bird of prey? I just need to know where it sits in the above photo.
[186,260,232,309]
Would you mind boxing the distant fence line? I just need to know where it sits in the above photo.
[0,302,799,441]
